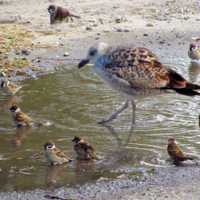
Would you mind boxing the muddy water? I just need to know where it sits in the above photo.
[0,57,200,192]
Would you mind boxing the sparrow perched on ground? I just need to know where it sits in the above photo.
[167,138,194,162]
[9,105,43,126]
[47,5,81,24]
[78,42,200,124]
[188,43,200,60]
[44,140,71,165]
[72,136,100,160]
[1,79,27,95]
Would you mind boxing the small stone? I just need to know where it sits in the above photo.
[116,16,121,21]
[21,50,30,55]
[64,52,69,56]
[103,29,110,33]
[88,19,97,22]
[93,24,98,27]
[196,19,200,21]
[123,28,130,32]
[97,33,101,35]
[146,23,154,27]
[143,33,148,36]
[86,26,93,30]
[95,10,101,15]
[117,28,123,32]
[56,28,61,31]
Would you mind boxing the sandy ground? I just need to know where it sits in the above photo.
[1,0,200,199]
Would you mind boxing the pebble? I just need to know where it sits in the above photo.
[86,26,93,30]
[64,52,69,57]
[143,33,148,36]
[146,23,154,27]
[123,28,130,32]
[87,19,97,22]
[56,28,61,31]
[103,29,110,33]
[93,24,98,27]
[21,50,30,55]
[95,10,101,15]
[117,28,123,32]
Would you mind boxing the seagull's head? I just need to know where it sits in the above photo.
[78,42,110,68]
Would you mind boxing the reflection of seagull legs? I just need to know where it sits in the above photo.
[101,124,122,149]
[99,124,134,170]
[101,124,134,150]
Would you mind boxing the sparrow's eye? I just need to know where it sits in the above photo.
[49,9,54,13]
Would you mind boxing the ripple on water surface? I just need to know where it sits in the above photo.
[0,57,200,191]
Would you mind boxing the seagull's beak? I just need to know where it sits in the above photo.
[78,59,89,68]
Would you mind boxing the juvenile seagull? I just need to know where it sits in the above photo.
[78,42,200,124]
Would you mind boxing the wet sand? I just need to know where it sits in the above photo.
[1,0,200,199]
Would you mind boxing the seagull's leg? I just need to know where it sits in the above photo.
[130,99,136,125]
[97,98,129,124]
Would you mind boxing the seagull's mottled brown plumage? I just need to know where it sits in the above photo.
[78,42,200,124]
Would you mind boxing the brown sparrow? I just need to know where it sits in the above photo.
[78,42,200,124]
[47,5,81,24]
[10,105,43,126]
[72,136,100,160]
[188,43,200,60]
[167,138,194,162]
[1,79,26,95]
[44,140,71,165]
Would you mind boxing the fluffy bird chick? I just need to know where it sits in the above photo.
[1,79,27,95]
[188,43,200,60]
[44,141,71,165]
[47,5,81,24]
[167,138,194,162]
[10,105,43,126]
[72,136,100,160]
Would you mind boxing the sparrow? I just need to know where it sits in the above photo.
[72,136,100,160]
[78,42,200,124]
[188,43,200,60]
[44,140,71,165]
[167,138,194,162]
[9,105,43,126]
[1,79,27,95]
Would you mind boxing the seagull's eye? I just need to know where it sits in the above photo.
[90,49,96,56]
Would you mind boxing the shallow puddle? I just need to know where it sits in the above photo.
[0,57,200,192]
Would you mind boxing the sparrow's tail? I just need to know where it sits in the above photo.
[182,157,194,161]
[69,13,81,18]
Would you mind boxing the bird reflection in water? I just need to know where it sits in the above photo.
[0,95,22,113]
[45,164,69,187]
[11,126,32,147]
[188,60,200,83]
[97,124,139,171]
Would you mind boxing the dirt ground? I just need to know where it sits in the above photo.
[1,0,200,199]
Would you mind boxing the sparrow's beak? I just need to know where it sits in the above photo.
[9,107,12,110]
[72,139,74,142]
[78,59,89,68]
